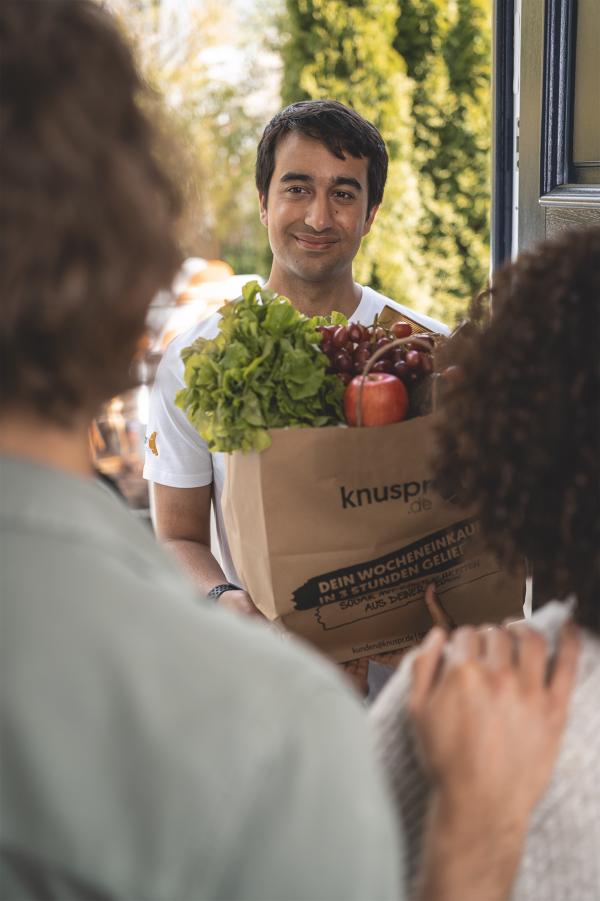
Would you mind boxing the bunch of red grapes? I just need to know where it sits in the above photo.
[316,320,435,387]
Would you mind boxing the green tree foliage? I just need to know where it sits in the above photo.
[395,0,491,320]
[280,0,491,323]
[108,0,273,275]
[280,0,434,315]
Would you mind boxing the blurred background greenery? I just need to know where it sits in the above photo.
[108,0,491,326]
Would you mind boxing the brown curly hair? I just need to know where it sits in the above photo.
[0,0,182,425]
[433,227,600,632]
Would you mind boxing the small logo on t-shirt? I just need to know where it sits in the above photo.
[147,431,159,456]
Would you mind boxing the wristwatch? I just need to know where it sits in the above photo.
[207,582,241,602]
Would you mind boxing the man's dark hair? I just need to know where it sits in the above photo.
[255,100,388,215]
[433,227,600,632]
[0,0,182,426]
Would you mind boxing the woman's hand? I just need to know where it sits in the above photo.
[409,620,579,901]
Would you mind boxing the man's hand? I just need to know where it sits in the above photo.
[152,484,266,621]
[423,583,456,631]
[410,621,580,901]
[218,589,266,619]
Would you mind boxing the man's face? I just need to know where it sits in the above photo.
[259,132,379,285]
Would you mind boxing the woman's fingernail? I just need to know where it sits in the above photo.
[425,626,443,645]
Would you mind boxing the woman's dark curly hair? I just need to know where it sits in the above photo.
[0,0,182,425]
[433,227,600,633]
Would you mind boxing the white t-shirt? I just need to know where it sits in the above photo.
[143,285,448,585]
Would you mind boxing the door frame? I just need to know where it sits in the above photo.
[494,0,600,260]
[491,0,516,269]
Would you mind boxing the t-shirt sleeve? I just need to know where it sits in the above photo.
[142,339,213,488]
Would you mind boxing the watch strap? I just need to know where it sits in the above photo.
[207,582,241,601]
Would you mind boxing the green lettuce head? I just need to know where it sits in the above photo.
[175,281,346,453]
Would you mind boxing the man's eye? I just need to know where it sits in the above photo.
[334,191,354,200]
[287,186,308,194]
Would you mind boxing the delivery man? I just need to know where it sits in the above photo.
[144,100,448,617]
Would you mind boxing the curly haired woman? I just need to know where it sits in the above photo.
[372,226,600,901]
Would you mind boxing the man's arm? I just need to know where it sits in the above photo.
[150,482,264,618]
[142,321,264,618]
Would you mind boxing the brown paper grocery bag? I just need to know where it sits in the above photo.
[223,414,524,663]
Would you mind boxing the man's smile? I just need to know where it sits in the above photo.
[293,233,339,251]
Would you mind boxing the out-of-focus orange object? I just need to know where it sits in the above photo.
[175,261,235,305]
[188,259,234,286]
[160,330,178,350]
[159,272,264,352]
[133,332,152,360]
[175,290,194,306]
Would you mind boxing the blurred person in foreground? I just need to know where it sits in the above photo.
[144,99,449,619]
[0,2,579,900]
[371,227,600,900]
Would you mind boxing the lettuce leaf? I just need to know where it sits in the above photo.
[175,281,346,453]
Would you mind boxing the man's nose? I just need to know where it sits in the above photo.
[304,193,333,232]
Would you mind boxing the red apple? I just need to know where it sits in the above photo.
[344,373,409,427]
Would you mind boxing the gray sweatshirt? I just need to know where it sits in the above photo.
[370,599,600,901]
[0,455,402,901]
